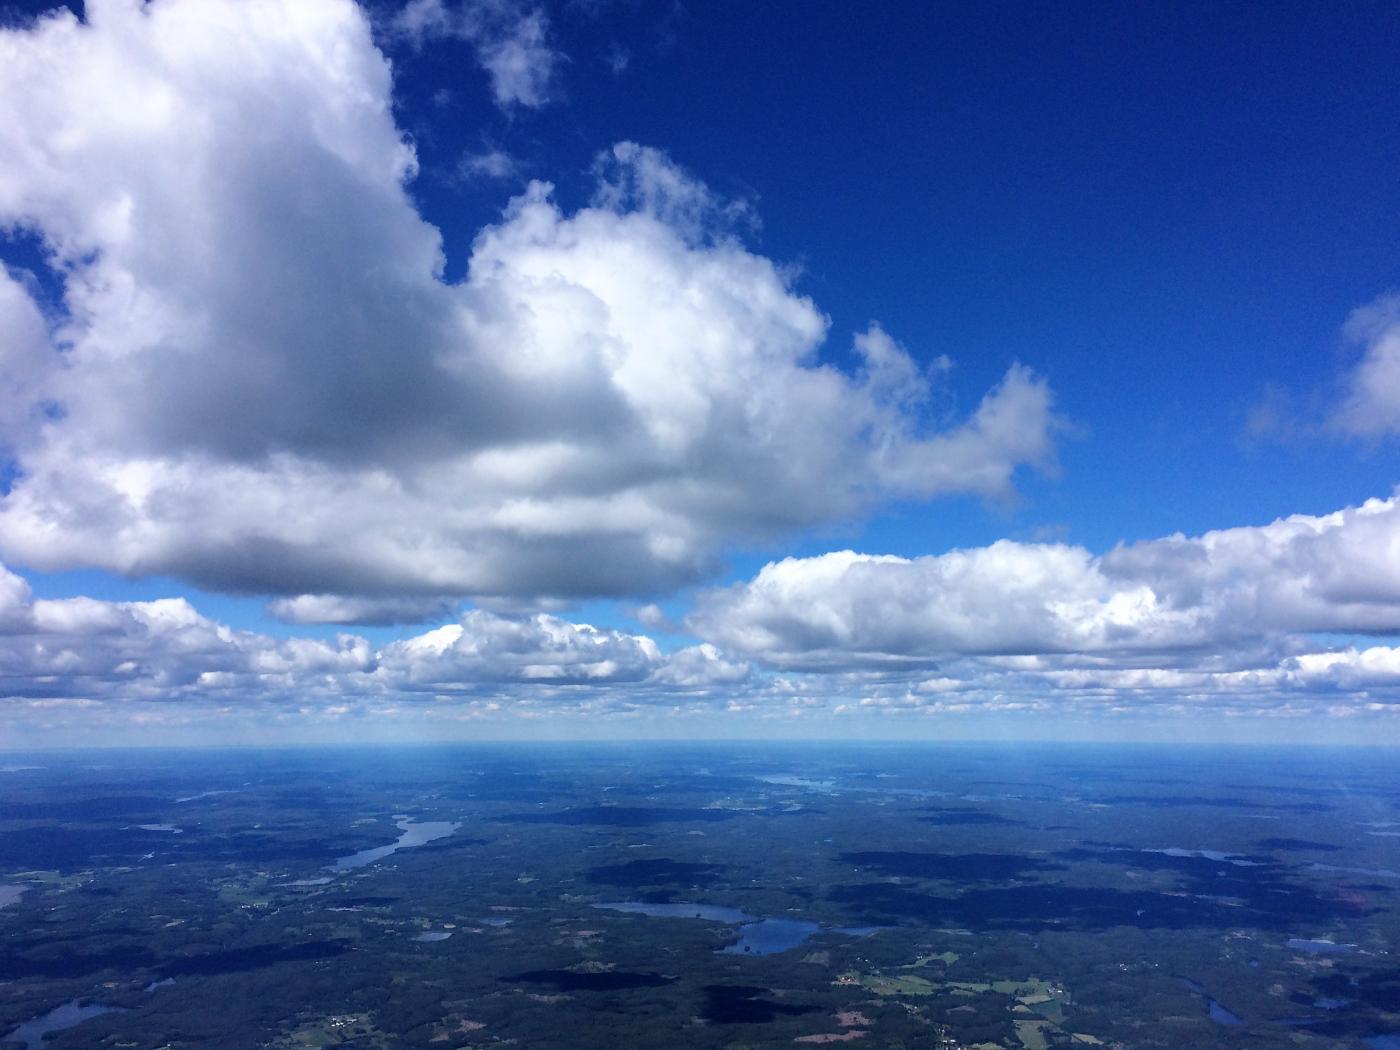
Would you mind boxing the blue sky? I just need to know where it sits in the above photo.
[0,0,1399,745]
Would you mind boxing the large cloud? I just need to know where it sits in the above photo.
[0,0,1061,610]
[688,493,1400,669]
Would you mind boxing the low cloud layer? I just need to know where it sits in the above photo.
[2,494,1400,729]
[0,0,1060,608]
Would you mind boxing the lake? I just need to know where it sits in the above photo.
[5,999,125,1050]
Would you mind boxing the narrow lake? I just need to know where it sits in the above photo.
[594,901,879,955]
[329,819,460,872]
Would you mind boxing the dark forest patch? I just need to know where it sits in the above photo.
[701,985,821,1024]
[498,806,739,826]
[1258,838,1342,852]
[503,970,675,992]
[839,851,1060,882]
[586,858,726,887]
[921,807,1023,827]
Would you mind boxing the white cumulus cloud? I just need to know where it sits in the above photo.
[689,493,1400,669]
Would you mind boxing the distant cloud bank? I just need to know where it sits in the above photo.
[1,494,1399,731]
